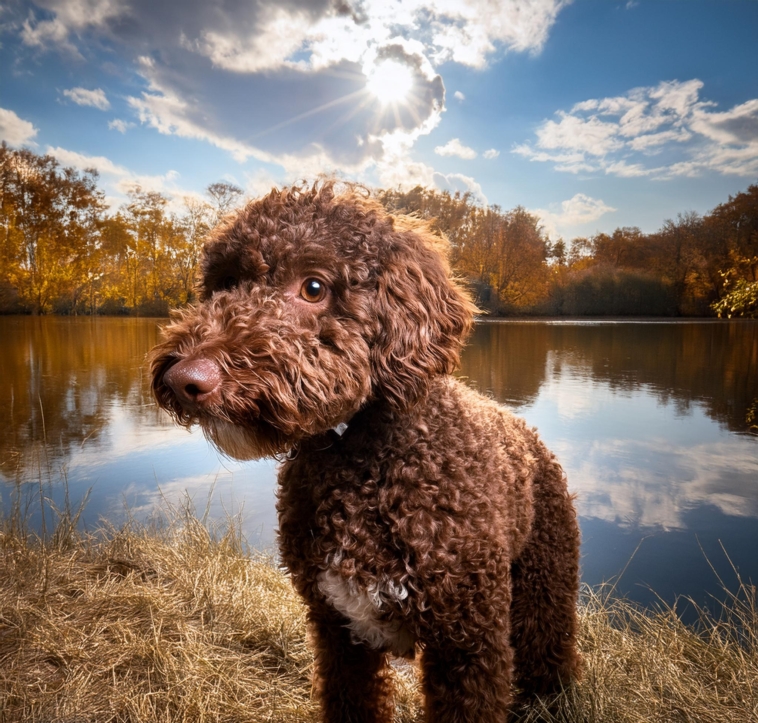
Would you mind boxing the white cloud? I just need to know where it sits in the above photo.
[648,78,703,118]
[19,0,570,72]
[108,119,135,133]
[627,128,692,152]
[434,137,477,159]
[12,0,574,197]
[63,87,110,110]
[128,74,391,183]
[22,0,124,34]
[46,145,191,211]
[124,38,445,179]
[535,112,624,156]
[373,123,441,189]
[454,90,465,102]
[603,159,653,178]
[483,148,500,159]
[564,437,758,529]
[127,83,269,164]
[21,15,81,58]
[516,78,758,178]
[689,98,758,145]
[556,193,616,224]
[535,193,616,238]
[187,0,574,72]
[0,107,39,145]
[47,146,127,177]
[433,171,488,204]
[243,168,287,199]
[427,0,573,67]
[375,153,437,190]
[20,0,123,57]
[183,7,314,74]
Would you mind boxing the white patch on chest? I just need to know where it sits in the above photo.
[317,567,415,657]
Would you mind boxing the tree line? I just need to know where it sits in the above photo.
[2,142,756,317]
[380,185,758,318]
[0,143,242,316]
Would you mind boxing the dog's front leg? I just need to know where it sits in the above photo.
[309,603,395,723]
[420,624,514,723]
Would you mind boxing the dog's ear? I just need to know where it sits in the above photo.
[369,225,477,410]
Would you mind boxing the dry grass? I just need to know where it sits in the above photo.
[1,499,756,723]
[516,581,758,723]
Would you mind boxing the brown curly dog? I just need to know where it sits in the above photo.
[150,181,581,722]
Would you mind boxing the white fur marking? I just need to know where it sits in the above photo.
[317,567,414,656]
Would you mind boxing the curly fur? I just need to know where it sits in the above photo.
[150,181,581,722]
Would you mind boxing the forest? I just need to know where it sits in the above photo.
[1,142,757,317]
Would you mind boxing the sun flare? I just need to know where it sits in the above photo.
[366,61,414,104]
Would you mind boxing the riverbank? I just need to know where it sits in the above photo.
[1,503,755,723]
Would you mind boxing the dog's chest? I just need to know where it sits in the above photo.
[279,430,422,656]
[317,563,415,657]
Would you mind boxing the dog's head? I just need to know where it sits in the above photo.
[149,182,476,459]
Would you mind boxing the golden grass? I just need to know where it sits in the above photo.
[520,581,758,723]
[1,500,756,723]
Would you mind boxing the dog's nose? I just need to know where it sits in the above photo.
[163,358,222,408]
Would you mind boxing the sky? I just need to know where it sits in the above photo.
[1,0,758,240]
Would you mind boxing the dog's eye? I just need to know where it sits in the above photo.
[299,278,327,303]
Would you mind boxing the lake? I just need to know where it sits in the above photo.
[2,316,757,613]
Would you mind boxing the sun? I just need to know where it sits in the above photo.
[366,60,414,105]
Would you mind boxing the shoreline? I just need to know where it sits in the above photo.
[2,311,756,323]
[475,315,757,323]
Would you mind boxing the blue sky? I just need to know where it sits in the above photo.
[2,0,757,240]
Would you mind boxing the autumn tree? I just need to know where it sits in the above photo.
[648,212,708,314]
[206,181,243,227]
[566,237,594,270]
[98,212,136,312]
[713,277,758,318]
[0,144,105,314]
[707,184,758,317]
[122,187,183,313]
[175,196,212,303]
[709,184,758,278]
[378,187,550,311]
[546,239,567,267]
[592,226,651,269]
[492,207,549,306]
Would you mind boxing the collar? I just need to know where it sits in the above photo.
[278,420,349,462]
[331,421,349,437]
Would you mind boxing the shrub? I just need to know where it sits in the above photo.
[553,266,677,316]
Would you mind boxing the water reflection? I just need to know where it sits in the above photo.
[460,320,758,608]
[460,322,758,525]
[462,320,758,433]
[1,317,169,474]
[2,316,757,609]
[0,316,279,549]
